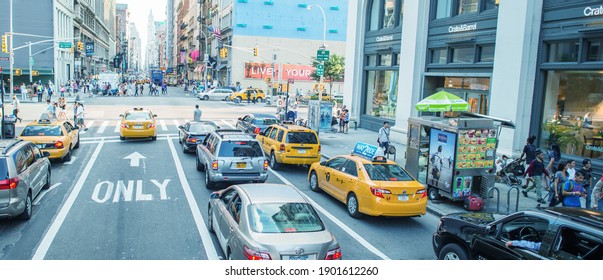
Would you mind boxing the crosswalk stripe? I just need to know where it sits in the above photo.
[114,121,120,133]
[97,121,109,134]
[220,120,236,129]
[160,120,167,131]
[86,120,95,128]
[173,120,180,127]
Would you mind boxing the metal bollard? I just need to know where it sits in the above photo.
[486,187,500,214]
[507,186,520,215]
[354,121,358,130]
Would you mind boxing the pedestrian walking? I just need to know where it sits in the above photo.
[193,104,202,121]
[592,177,603,211]
[520,136,537,189]
[579,159,593,209]
[378,121,390,152]
[522,150,550,204]
[567,160,577,180]
[11,95,22,123]
[57,97,67,121]
[546,143,561,175]
[45,99,55,120]
[549,162,569,207]
[20,83,27,100]
[562,171,587,208]
[75,102,87,130]
[342,109,350,134]
[246,90,251,104]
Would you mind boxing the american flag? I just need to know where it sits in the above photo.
[207,26,222,42]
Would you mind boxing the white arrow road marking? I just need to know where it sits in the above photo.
[97,121,109,134]
[114,121,121,133]
[268,168,392,260]
[33,183,62,206]
[159,120,167,131]
[123,152,146,167]
[63,156,77,165]
[166,136,219,260]
[220,120,235,129]
[33,140,105,260]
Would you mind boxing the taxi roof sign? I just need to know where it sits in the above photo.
[352,142,385,161]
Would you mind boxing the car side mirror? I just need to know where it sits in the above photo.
[485,225,496,235]
[119,114,124,117]
[178,125,183,129]
[238,117,242,121]
[217,125,221,129]
[320,161,326,166]
[43,151,51,157]
[153,114,157,117]
[209,192,219,199]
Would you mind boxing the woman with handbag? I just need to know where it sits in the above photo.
[549,161,569,207]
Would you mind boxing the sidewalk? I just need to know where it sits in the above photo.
[317,127,548,218]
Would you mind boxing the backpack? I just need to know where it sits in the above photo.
[560,180,574,206]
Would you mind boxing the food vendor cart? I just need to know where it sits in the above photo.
[405,113,515,202]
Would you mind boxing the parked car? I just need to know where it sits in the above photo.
[196,129,268,188]
[0,139,52,220]
[197,88,234,101]
[207,183,342,260]
[178,121,219,153]
[235,113,280,136]
[432,207,603,260]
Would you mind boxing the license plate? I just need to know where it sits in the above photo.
[37,144,45,149]
[133,125,143,129]
[236,162,247,168]
[398,194,408,201]
[297,149,306,154]
[287,255,309,260]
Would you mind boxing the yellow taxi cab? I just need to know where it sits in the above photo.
[229,88,266,103]
[308,142,427,218]
[119,108,157,140]
[17,118,80,162]
[256,123,321,169]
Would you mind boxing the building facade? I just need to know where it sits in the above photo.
[345,0,603,167]
[115,3,129,73]
[128,22,141,73]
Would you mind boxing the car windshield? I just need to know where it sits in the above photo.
[125,112,151,120]
[286,132,318,144]
[21,126,63,137]
[189,123,217,134]
[248,203,325,233]
[218,141,263,157]
[253,118,279,125]
[363,163,414,181]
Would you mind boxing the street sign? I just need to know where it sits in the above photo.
[29,57,34,66]
[59,42,72,49]
[317,49,330,62]
[316,64,324,76]
[287,78,294,84]
[0,57,8,61]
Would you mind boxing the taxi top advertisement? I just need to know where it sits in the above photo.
[456,128,496,170]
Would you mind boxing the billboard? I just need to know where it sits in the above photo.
[244,62,279,79]
[85,42,95,56]
[428,128,456,194]
[281,64,315,81]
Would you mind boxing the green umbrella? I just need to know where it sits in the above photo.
[415,90,470,112]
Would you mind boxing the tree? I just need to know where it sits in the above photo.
[310,54,345,96]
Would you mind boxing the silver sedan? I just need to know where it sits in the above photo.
[208,183,342,260]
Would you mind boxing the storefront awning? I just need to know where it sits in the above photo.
[460,112,515,129]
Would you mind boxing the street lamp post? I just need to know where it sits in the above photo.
[307,4,327,103]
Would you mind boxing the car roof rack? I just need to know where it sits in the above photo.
[216,129,246,138]
[1,139,23,155]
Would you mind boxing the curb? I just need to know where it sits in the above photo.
[320,153,445,218]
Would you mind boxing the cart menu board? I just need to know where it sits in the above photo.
[456,129,497,169]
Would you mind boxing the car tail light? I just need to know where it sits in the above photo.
[243,246,272,260]
[318,145,321,153]
[254,127,261,134]
[279,144,285,152]
[121,123,130,128]
[212,160,219,170]
[0,177,19,190]
[264,160,268,170]
[325,246,342,260]
[54,141,64,149]
[416,188,427,199]
[187,137,197,143]
[370,187,391,198]
[147,123,155,129]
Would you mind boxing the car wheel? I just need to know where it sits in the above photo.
[309,171,321,192]
[207,205,215,233]
[256,97,263,103]
[203,95,209,101]
[18,192,32,220]
[428,187,439,200]
[439,243,468,260]
[270,152,280,170]
[120,136,125,141]
[151,136,157,141]
[63,150,72,163]
[235,96,242,103]
[347,193,362,219]
[196,157,204,171]
[74,137,80,149]
[42,169,51,189]
[205,170,215,189]
[181,142,187,154]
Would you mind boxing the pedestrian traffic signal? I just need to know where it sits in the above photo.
[1,35,7,53]
[253,47,258,57]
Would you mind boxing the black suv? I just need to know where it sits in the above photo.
[433,208,603,260]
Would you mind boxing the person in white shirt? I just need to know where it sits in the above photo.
[378,121,391,151]
[567,160,576,180]
[11,95,22,123]
[20,83,27,100]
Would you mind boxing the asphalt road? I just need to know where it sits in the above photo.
[0,87,440,260]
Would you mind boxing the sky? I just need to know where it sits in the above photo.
[117,0,167,64]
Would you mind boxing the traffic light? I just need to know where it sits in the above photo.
[14,69,22,76]
[77,41,84,51]
[223,48,228,58]
[219,48,228,58]
[253,47,258,57]
[1,34,7,53]
[31,70,39,76]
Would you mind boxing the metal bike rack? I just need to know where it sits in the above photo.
[486,186,500,214]
[506,186,520,214]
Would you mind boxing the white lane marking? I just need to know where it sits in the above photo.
[269,168,392,260]
[33,183,62,206]
[166,136,219,260]
[173,120,180,127]
[220,120,235,129]
[33,140,105,260]
[97,121,109,134]
[159,120,167,131]
[86,120,95,129]
[114,121,121,133]
[63,156,77,165]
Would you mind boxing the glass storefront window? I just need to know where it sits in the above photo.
[547,41,579,62]
[365,70,399,119]
[540,71,603,158]
[431,49,448,64]
[443,77,490,90]
[484,0,497,11]
[458,0,478,15]
[369,0,380,30]
[379,54,392,66]
[587,38,603,62]
[366,55,377,66]
[399,0,404,25]
[435,0,451,19]
[452,47,474,63]
[383,0,395,29]
[479,45,495,62]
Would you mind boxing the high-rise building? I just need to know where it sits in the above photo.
[116,3,129,72]
[146,11,157,71]
[166,0,175,69]
[129,23,141,73]
[155,22,167,68]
